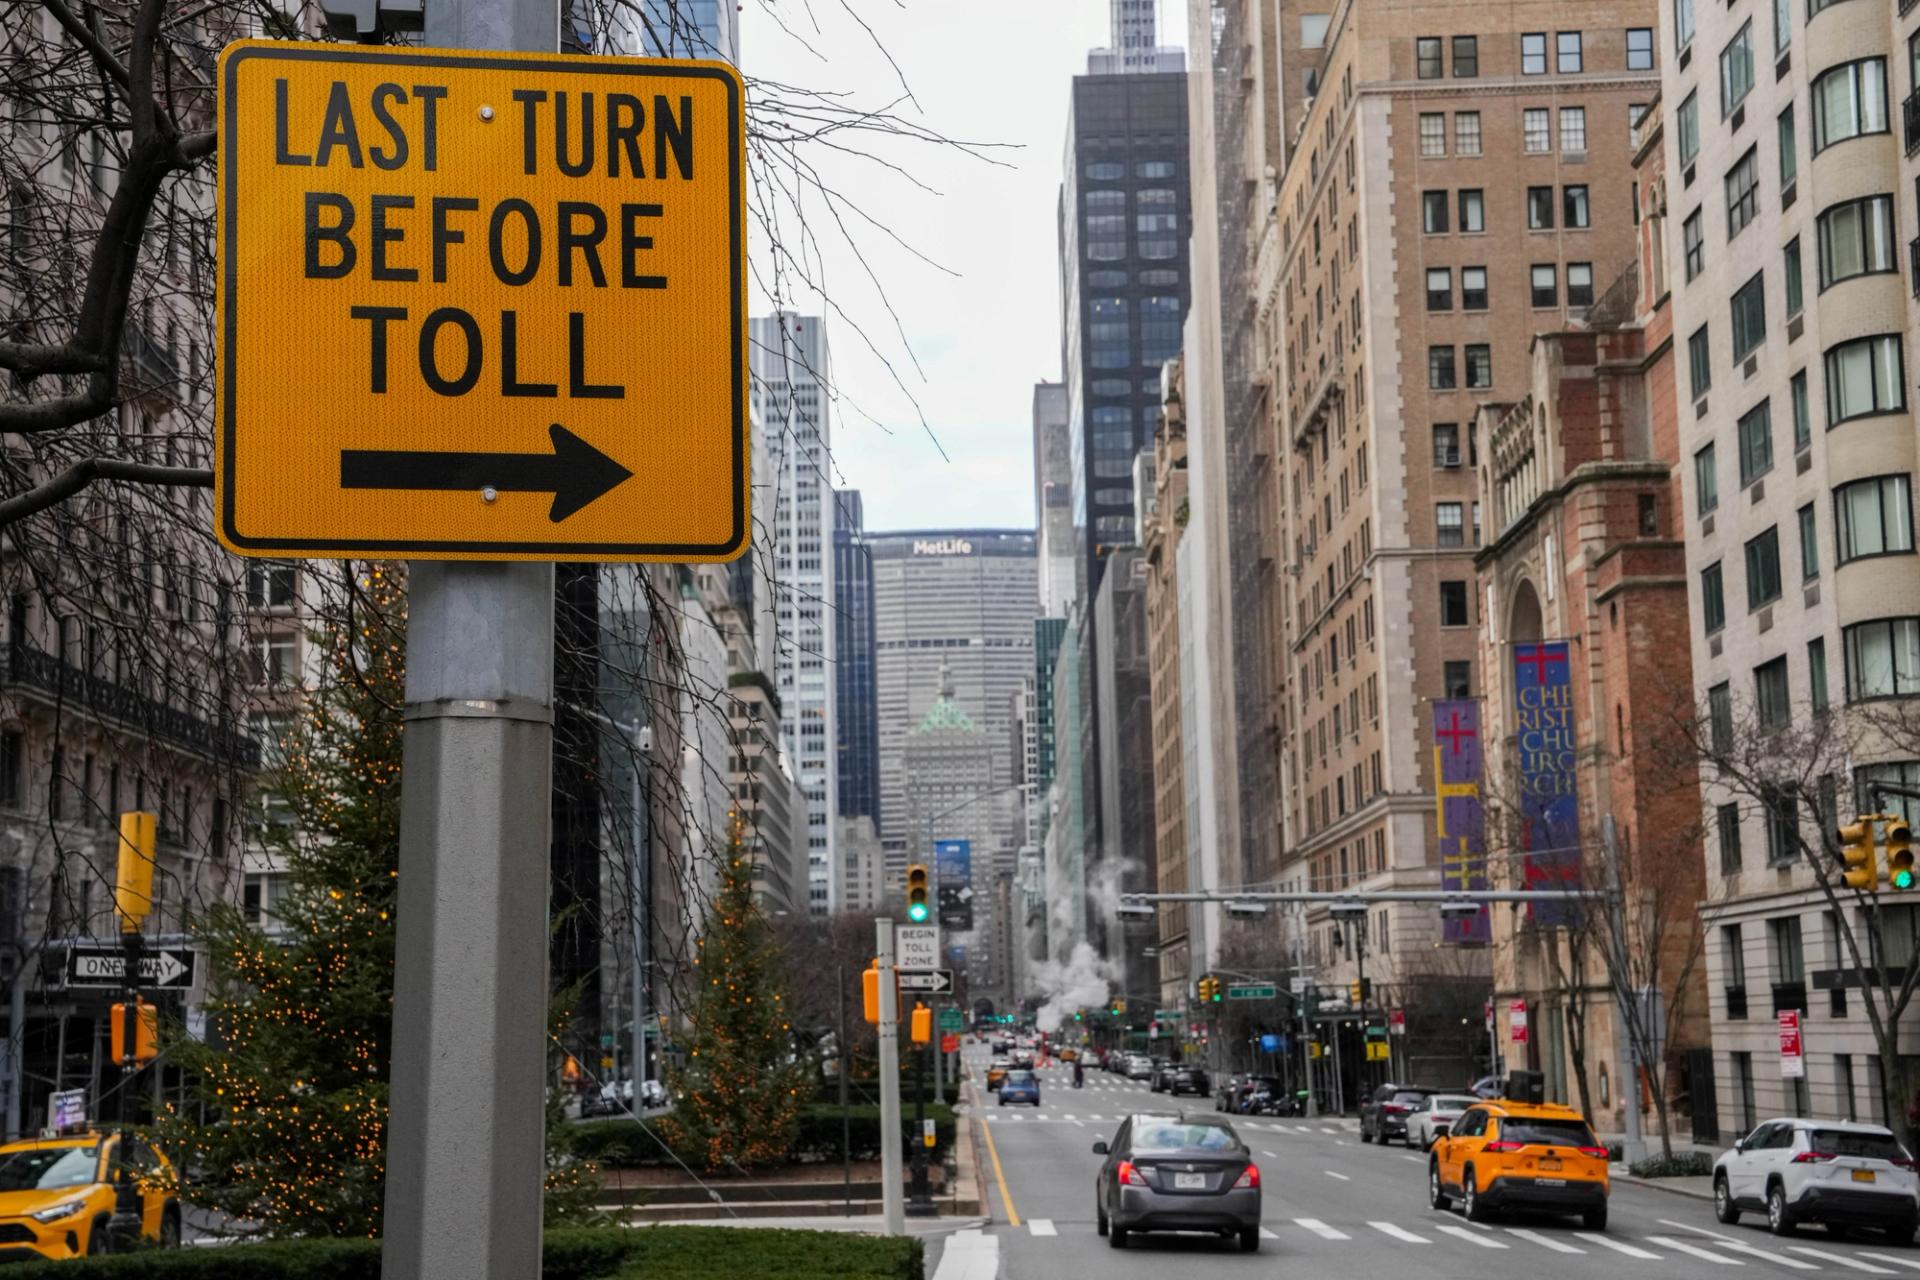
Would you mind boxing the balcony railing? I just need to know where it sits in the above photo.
[4,640,259,769]
[1905,90,1920,157]
[1772,980,1809,1016]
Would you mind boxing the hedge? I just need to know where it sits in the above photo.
[1628,1150,1715,1178]
[568,1104,955,1168]
[1,1226,922,1280]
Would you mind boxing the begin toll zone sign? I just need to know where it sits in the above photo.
[216,42,747,561]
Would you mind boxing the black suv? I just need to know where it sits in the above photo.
[1360,1083,1433,1144]
[1162,1065,1211,1096]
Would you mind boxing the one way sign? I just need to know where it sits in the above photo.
[64,946,196,990]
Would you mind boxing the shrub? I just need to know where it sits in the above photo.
[1628,1150,1715,1178]
[567,1104,954,1168]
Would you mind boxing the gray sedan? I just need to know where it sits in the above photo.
[1405,1093,1481,1149]
[1092,1114,1262,1252]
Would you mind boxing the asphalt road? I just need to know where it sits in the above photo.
[964,1050,1920,1280]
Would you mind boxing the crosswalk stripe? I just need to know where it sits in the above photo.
[1029,1219,1056,1237]
[1855,1255,1920,1273]
[1787,1246,1897,1273]
[1259,1227,1280,1240]
[1326,1171,1351,1181]
[1294,1125,1315,1133]
[1402,1155,1425,1163]
[1294,1218,1351,1240]
[1713,1241,1819,1269]
[1504,1228,1583,1253]
[1321,1127,1339,1134]
[1434,1224,1508,1249]
[1648,1237,1743,1265]
[1575,1233,1662,1259]
[1371,1222,1431,1244]
[1262,1150,1278,1158]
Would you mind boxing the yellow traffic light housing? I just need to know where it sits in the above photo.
[1839,818,1880,891]
[114,811,157,934]
[111,1001,158,1064]
[863,963,881,1024]
[1887,820,1915,891]
[910,1004,932,1044]
[905,864,931,924]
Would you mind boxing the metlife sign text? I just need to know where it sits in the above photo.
[911,538,973,556]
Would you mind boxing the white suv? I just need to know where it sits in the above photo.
[1713,1118,1920,1242]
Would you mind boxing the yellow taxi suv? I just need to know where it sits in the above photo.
[1428,1101,1611,1230]
[985,1058,1012,1092]
[0,1133,182,1261]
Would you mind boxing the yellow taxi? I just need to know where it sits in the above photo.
[0,1133,182,1261]
[1058,1047,1078,1063]
[985,1059,1011,1092]
[1428,1100,1611,1230]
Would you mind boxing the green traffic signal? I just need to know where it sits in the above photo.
[907,901,930,922]
[1897,870,1916,890]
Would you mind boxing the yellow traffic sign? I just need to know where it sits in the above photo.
[216,42,747,561]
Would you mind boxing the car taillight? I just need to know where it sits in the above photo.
[1578,1146,1611,1159]
[1482,1141,1524,1153]
[1117,1161,1147,1186]
[1235,1164,1260,1189]
[1792,1151,1837,1164]
[1383,1103,1407,1114]
[1894,1157,1918,1170]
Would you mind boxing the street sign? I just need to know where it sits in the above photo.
[934,839,974,931]
[940,1033,959,1054]
[1779,1010,1804,1078]
[895,924,940,972]
[1509,999,1529,1044]
[938,1008,964,1031]
[898,969,954,994]
[1289,977,1307,995]
[1365,1042,1391,1062]
[48,1089,85,1131]
[1227,983,1276,1000]
[63,945,195,990]
[922,1118,937,1148]
[216,42,748,562]
[1389,1008,1407,1036]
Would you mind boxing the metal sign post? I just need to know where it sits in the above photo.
[875,919,906,1234]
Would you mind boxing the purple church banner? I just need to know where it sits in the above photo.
[1433,699,1489,944]
[1513,641,1580,926]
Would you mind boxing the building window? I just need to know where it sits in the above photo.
[1531,264,1559,307]
[1757,657,1793,732]
[1422,190,1449,233]
[1557,30,1583,72]
[1465,344,1492,388]
[1799,503,1821,580]
[1455,112,1483,155]
[1844,618,1920,700]
[1678,91,1700,167]
[1816,195,1896,289]
[1703,562,1727,633]
[1417,36,1443,78]
[1778,105,1797,187]
[1420,112,1446,156]
[1835,474,1916,562]
[1726,148,1760,239]
[1812,58,1889,151]
[1790,371,1811,451]
[1774,0,1791,56]
[1522,32,1548,74]
[0,731,19,809]
[1527,186,1554,229]
[1560,106,1587,152]
[1429,346,1457,389]
[1746,526,1783,609]
[1784,238,1803,315]
[1720,806,1743,872]
[1626,25,1655,70]
[1459,189,1485,232]
[1437,503,1465,547]
[1433,423,1462,467]
[1524,108,1551,153]
[1731,274,1767,361]
[1675,0,1696,48]
[1738,399,1773,484]
[1721,21,1754,118]
[1825,335,1905,424]
[1567,262,1594,306]
[1630,103,1649,147]
[1683,210,1705,280]
[1689,325,1713,399]
[1461,266,1489,310]
[1810,638,1830,712]
[1696,442,1719,514]
[1710,681,1734,750]
[1427,267,1452,311]
[1453,36,1479,77]
[1440,581,1470,626]
[1444,661,1472,697]
[1563,185,1591,228]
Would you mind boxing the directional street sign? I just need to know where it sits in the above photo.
[216,42,747,562]
[898,969,954,995]
[894,924,940,972]
[64,946,196,990]
[937,1008,964,1031]
[1227,983,1277,1000]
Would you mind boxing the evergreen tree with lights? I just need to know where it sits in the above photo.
[154,565,406,1238]
[658,822,809,1172]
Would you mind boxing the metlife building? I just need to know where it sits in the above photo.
[868,530,1040,886]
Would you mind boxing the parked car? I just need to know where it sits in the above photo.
[986,1058,1012,1091]
[1428,1100,1611,1229]
[1163,1065,1211,1097]
[0,1133,182,1261]
[1093,1114,1261,1252]
[1059,1047,1079,1063]
[1360,1083,1434,1144]
[999,1069,1042,1107]
[1713,1118,1918,1242]
[1467,1074,1503,1099]
[1123,1054,1155,1082]
[1242,1082,1299,1117]
[1404,1093,1478,1150]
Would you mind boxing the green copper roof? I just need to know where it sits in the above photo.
[914,660,978,734]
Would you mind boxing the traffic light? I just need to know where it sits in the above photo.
[111,1001,157,1064]
[863,962,881,1024]
[114,811,157,934]
[1887,820,1915,891]
[1839,817,1880,891]
[905,864,931,923]
[1199,976,1221,1003]
[910,1004,932,1044]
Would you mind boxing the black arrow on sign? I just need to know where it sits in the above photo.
[339,423,634,522]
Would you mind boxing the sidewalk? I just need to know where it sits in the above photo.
[1611,1167,1714,1200]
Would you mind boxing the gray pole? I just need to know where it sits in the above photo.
[1602,815,1647,1164]
[1295,920,1316,1119]
[381,562,555,1280]
[630,736,649,1110]
[876,918,906,1234]
[5,939,25,1139]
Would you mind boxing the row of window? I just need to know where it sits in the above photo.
[1415,29,1655,79]
[1691,314,1904,431]
[1421,264,1593,311]
[1419,186,1592,233]
[1428,344,1493,390]
[1678,50,1887,176]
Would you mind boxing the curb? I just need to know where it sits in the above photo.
[1611,1171,1715,1201]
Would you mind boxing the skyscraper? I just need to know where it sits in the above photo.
[630,0,739,63]
[1088,0,1185,75]
[749,313,838,914]
[834,490,879,823]
[1032,382,1076,616]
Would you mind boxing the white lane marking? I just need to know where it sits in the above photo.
[1855,1255,1920,1273]
[1647,1237,1744,1265]
[1402,1155,1425,1164]
[1575,1233,1662,1260]
[1320,1127,1339,1134]
[1326,1171,1351,1181]
[1028,1219,1057,1237]
[1334,1139,1350,1146]
[1434,1224,1509,1249]
[1259,1227,1281,1239]
[1661,1220,1741,1240]
[1787,1246,1898,1273]
[1262,1150,1279,1158]
[1295,1218,1351,1240]
[1371,1221,1431,1244]
[1712,1241,1820,1269]
[1294,1125,1315,1133]
[1504,1228,1585,1253]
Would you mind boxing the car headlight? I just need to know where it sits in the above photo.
[30,1199,87,1224]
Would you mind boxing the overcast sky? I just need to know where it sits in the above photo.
[740,1,1185,534]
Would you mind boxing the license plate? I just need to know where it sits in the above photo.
[1854,1169,1877,1183]
[1175,1173,1206,1189]
[1535,1178,1567,1187]
[1538,1158,1563,1171]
